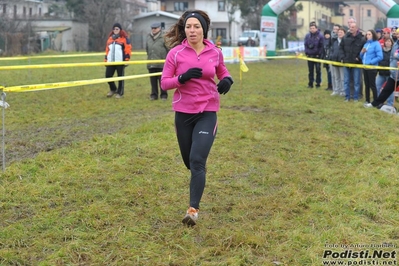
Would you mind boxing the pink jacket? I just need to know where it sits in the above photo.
[161,39,232,114]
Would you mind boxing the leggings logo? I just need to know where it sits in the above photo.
[199,131,209,134]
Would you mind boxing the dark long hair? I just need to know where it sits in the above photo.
[367,29,378,41]
[164,10,210,48]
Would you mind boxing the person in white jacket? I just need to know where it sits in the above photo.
[104,23,132,99]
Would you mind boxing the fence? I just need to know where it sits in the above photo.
[1,49,397,170]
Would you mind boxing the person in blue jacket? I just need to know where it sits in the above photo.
[364,38,399,109]
[359,29,383,104]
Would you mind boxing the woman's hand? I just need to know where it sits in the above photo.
[178,68,203,84]
[217,77,233,95]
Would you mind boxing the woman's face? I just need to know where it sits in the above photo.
[366,31,373,40]
[113,27,120,34]
[185,17,204,45]
[385,39,393,48]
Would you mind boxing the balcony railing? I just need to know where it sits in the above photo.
[290,17,304,28]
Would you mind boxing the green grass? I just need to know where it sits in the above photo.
[0,54,398,265]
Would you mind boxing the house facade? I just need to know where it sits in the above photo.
[0,0,88,53]
[293,1,387,40]
[158,0,242,45]
[32,19,88,52]
[131,11,180,49]
[121,0,149,19]
[1,0,50,19]
[292,2,341,40]
[341,1,386,31]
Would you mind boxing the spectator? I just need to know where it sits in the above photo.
[247,37,255,47]
[329,24,340,93]
[104,23,132,99]
[376,38,395,106]
[359,29,383,104]
[322,29,332,90]
[146,22,169,101]
[161,10,234,226]
[376,29,382,41]
[330,27,346,96]
[304,21,324,88]
[339,22,366,102]
[346,17,363,99]
[347,17,356,28]
[379,28,391,47]
[392,26,398,42]
[364,35,399,109]
[395,28,399,103]
[331,24,340,40]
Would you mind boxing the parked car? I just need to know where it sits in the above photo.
[237,30,260,46]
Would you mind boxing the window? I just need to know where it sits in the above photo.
[39,7,41,16]
[23,6,26,17]
[3,4,6,14]
[13,5,16,18]
[367,9,371,17]
[218,1,225,11]
[215,28,227,39]
[174,2,188,11]
[29,7,32,16]
[349,9,353,16]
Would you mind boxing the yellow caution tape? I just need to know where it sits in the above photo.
[3,72,162,93]
[0,52,147,61]
[0,59,166,70]
[292,54,397,70]
[230,53,396,70]
[2,53,397,93]
[267,55,297,59]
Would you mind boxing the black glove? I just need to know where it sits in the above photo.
[217,77,233,95]
[178,68,202,84]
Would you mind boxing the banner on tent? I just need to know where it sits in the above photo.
[222,47,267,63]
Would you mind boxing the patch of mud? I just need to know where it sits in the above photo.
[1,111,158,166]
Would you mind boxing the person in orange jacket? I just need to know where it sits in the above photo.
[104,23,132,98]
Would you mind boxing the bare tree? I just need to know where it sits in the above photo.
[226,0,240,45]
[66,0,139,51]
[0,13,27,55]
[84,0,122,51]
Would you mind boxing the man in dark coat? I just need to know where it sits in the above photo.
[339,22,366,102]
[304,22,324,88]
[146,22,169,100]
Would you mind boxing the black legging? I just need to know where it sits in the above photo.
[105,65,125,96]
[363,69,377,103]
[175,111,217,210]
[372,77,396,107]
